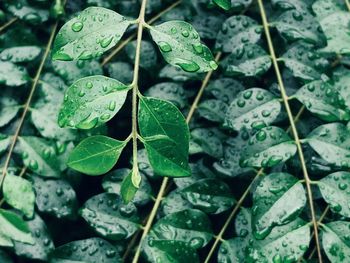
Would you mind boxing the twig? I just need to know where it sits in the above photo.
[0,17,18,34]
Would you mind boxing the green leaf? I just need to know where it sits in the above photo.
[240,126,297,168]
[318,171,350,218]
[67,135,127,175]
[31,175,78,219]
[212,0,231,10]
[222,44,271,77]
[216,15,262,52]
[246,218,310,262]
[52,7,131,60]
[191,128,224,158]
[252,173,307,239]
[218,238,248,263]
[225,88,281,131]
[4,0,49,24]
[322,221,350,262]
[206,78,245,104]
[0,209,34,246]
[58,75,129,129]
[294,80,350,121]
[305,123,350,168]
[197,99,228,123]
[13,213,54,261]
[0,96,20,128]
[138,96,190,177]
[313,0,350,54]
[50,238,121,262]
[280,42,329,82]
[0,61,29,87]
[80,193,139,240]
[333,67,350,110]
[159,64,203,82]
[180,178,235,214]
[17,136,61,177]
[0,46,41,63]
[102,168,151,205]
[120,169,139,204]
[3,175,35,218]
[274,9,325,45]
[125,40,158,70]
[149,20,217,73]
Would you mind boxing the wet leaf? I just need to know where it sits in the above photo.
[240,126,297,168]
[80,193,139,240]
[52,7,131,60]
[225,88,281,131]
[149,20,217,73]
[0,46,41,63]
[0,61,29,87]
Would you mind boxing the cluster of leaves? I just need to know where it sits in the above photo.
[1,0,350,262]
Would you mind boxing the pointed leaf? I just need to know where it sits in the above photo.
[149,20,217,73]
[213,0,231,10]
[58,75,129,129]
[52,7,131,60]
[68,135,127,175]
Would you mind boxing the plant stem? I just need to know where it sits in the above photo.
[0,22,60,190]
[257,0,322,262]
[0,17,18,34]
[346,0,350,12]
[101,0,182,66]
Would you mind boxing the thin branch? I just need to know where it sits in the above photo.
[101,0,182,66]
[0,17,18,34]
[257,0,323,262]
[0,22,60,190]
[346,0,350,12]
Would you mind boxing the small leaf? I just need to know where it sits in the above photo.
[216,15,262,52]
[280,42,329,82]
[222,44,271,77]
[3,175,35,218]
[149,20,217,73]
[294,80,349,121]
[180,178,235,214]
[240,126,297,168]
[0,209,34,246]
[58,75,129,129]
[213,0,231,10]
[52,7,131,60]
[80,193,139,240]
[318,171,350,218]
[120,170,139,204]
[0,61,29,87]
[225,88,281,131]
[103,168,152,206]
[50,238,121,262]
[31,175,78,219]
[138,96,190,177]
[13,213,54,261]
[68,135,127,175]
[252,173,307,239]
[17,136,61,178]
[305,123,350,168]
[313,0,350,54]
[0,46,41,63]
[197,99,228,123]
[322,221,350,262]
[0,96,20,128]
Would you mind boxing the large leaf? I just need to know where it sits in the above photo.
[225,88,281,131]
[50,238,121,262]
[318,171,350,218]
[17,136,62,177]
[0,209,34,247]
[240,126,297,168]
[52,7,131,60]
[252,173,307,239]
[138,96,190,177]
[3,175,35,218]
[58,76,129,129]
[68,135,127,175]
[222,44,271,77]
[80,193,139,240]
[305,123,350,168]
[294,80,349,121]
[215,15,262,52]
[322,221,350,262]
[149,20,217,73]
[313,0,350,54]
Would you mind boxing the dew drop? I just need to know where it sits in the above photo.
[71,21,83,32]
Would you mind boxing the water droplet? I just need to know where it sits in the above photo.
[158,41,172,52]
[100,36,113,48]
[86,82,93,89]
[181,30,189,37]
[176,59,200,72]
[209,60,218,70]
[108,101,116,111]
[71,21,83,32]
[29,159,39,170]
[256,130,267,141]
